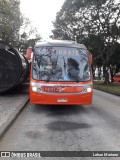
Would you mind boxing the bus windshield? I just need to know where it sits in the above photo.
[32,47,90,82]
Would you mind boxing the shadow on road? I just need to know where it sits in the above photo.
[47,121,91,131]
[31,104,90,116]
[29,102,92,132]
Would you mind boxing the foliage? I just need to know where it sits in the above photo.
[18,18,41,54]
[0,0,22,46]
[52,0,120,82]
[109,43,120,81]
[0,0,41,52]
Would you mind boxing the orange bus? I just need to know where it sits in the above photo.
[30,40,93,105]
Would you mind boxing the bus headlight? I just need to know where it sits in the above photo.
[87,87,92,93]
[32,87,37,92]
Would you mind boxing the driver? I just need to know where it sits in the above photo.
[67,58,80,80]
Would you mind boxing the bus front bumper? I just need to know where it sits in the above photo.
[30,90,93,105]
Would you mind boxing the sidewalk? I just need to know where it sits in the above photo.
[0,83,29,138]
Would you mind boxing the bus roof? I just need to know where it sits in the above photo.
[35,40,87,50]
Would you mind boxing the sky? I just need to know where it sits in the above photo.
[20,0,65,40]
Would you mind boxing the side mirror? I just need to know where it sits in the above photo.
[89,52,92,65]
[26,47,33,61]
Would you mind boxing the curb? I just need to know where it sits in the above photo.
[0,98,29,139]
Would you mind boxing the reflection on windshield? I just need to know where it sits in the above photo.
[32,47,90,82]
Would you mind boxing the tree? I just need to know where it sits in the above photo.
[0,1,41,53]
[18,18,41,54]
[0,0,22,47]
[52,0,120,83]
[81,0,120,81]
[108,43,120,82]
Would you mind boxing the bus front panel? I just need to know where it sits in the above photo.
[30,46,93,105]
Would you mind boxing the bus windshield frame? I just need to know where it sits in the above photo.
[32,46,91,82]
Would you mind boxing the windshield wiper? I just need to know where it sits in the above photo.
[46,76,51,82]
[76,79,80,83]
[75,77,81,83]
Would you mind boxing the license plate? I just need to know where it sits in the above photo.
[57,99,68,103]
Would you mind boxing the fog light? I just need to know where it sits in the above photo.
[32,87,37,92]
[87,87,92,92]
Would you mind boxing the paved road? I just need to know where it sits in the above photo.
[0,90,120,160]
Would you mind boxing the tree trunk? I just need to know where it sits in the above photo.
[110,67,114,83]
[104,70,110,84]
[91,65,95,80]
[98,67,101,80]
[103,64,106,78]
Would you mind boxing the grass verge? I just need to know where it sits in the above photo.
[94,81,120,96]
